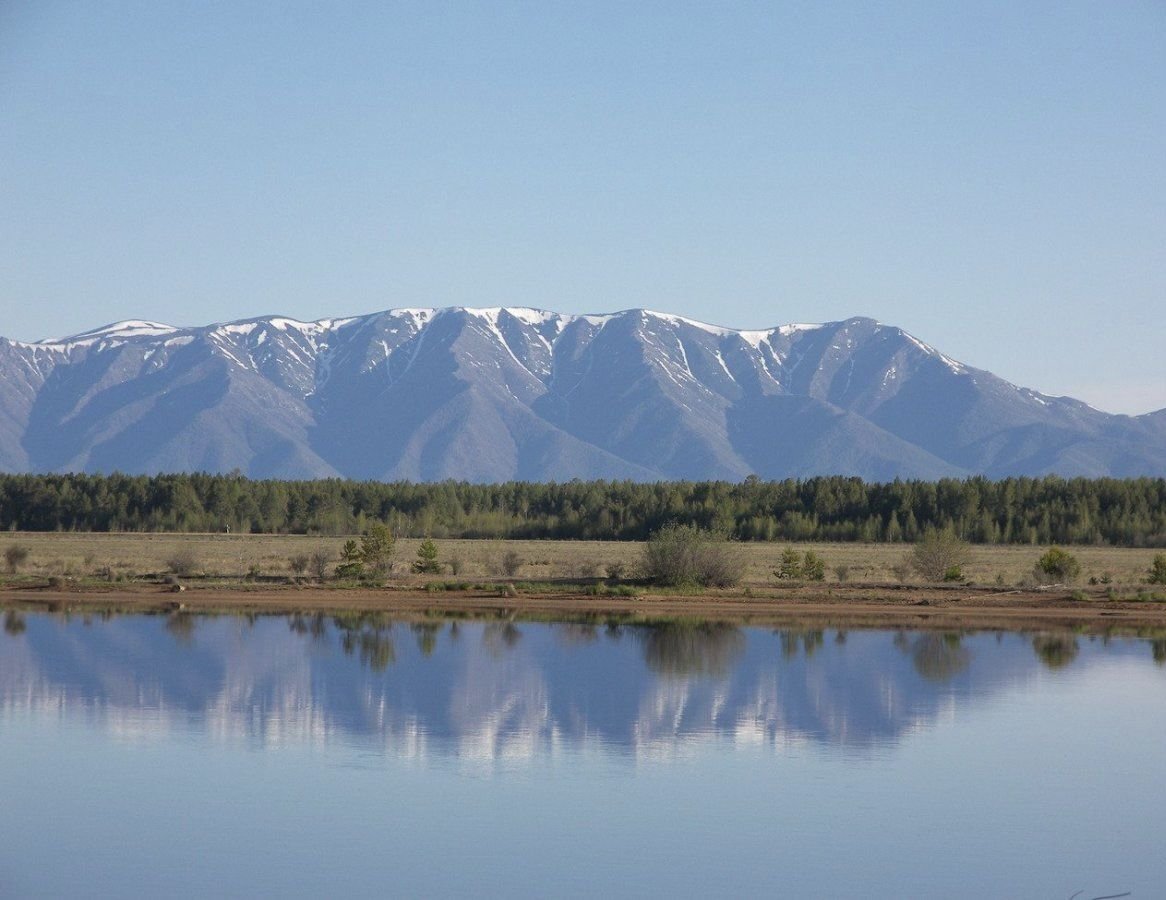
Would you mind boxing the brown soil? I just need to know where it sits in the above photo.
[4,580,1166,634]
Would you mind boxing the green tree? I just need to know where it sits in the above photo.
[774,546,802,580]
[335,540,364,579]
[359,523,395,577]
[412,538,441,574]
[1148,553,1166,585]
[801,550,826,582]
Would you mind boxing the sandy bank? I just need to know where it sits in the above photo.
[4,581,1166,633]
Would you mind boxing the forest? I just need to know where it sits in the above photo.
[1,472,1164,547]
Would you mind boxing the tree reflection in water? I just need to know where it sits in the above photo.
[636,622,745,678]
[555,623,599,646]
[778,629,825,660]
[287,613,330,643]
[1153,639,1166,666]
[910,633,971,683]
[411,622,441,657]
[3,610,26,636]
[165,612,196,645]
[482,621,523,656]
[344,631,394,672]
[1032,633,1079,669]
[332,613,396,672]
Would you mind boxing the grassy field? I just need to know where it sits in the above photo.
[0,532,1161,589]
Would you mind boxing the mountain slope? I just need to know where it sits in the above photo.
[0,307,1162,480]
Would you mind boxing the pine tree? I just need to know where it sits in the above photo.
[412,538,441,574]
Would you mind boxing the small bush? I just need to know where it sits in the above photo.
[288,553,311,575]
[447,556,464,576]
[1149,554,1166,585]
[560,559,599,579]
[833,564,850,583]
[641,523,743,588]
[3,545,30,575]
[911,528,970,582]
[584,583,641,598]
[773,548,825,582]
[890,557,913,583]
[604,561,627,582]
[1034,547,1081,584]
[500,549,523,578]
[309,548,331,581]
[166,549,200,577]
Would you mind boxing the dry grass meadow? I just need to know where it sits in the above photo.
[0,531,1161,589]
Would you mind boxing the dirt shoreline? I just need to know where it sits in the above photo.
[4,581,1166,633]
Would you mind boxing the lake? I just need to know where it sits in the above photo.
[1,611,1164,898]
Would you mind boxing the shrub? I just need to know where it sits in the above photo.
[1149,553,1166,585]
[833,564,850,583]
[641,523,743,588]
[1034,547,1081,584]
[309,548,331,581]
[890,556,913,583]
[774,548,825,582]
[605,561,627,582]
[288,553,311,575]
[166,549,200,577]
[500,549,523,578]
[561,559,599,580]
[910,528,970,582]
[447,555,464,576]
[412,539,441,575]
[3,545,30,575]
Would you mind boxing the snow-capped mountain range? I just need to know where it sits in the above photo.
[1,307,1163,480]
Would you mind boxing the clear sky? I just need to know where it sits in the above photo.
[1,1,1163,414]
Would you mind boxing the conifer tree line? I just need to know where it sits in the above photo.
[0,472,1164,547]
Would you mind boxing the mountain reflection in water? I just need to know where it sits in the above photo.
[0,612,1160,760]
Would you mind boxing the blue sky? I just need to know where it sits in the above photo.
[1,1,1163,413]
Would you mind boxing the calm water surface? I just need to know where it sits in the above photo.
[1,611,1164,898]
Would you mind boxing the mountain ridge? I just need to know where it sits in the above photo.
[1,306,1162,481]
